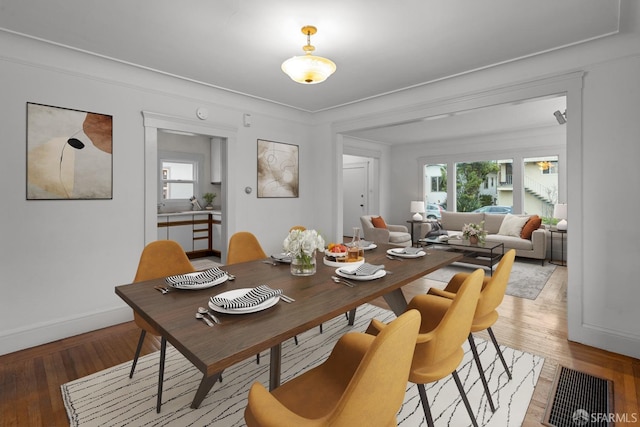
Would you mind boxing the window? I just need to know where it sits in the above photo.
[161,160,197,200]
[424,164,447,208]
[455,160,507,212]
[525,156,559,220]
[158,150,205,211]
[423,154,560,220]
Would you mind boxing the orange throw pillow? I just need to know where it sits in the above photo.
[371,216,388,229]
[520,215,542,239]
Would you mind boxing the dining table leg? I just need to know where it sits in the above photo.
[269,343,282,390]
[190,371,223,409]
[383,288,408,316]
[347,308,357,325]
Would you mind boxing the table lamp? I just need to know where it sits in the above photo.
[553,203,568,231]
[410,201,425,221]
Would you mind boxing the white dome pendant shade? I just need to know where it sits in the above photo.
[281,26,336,84]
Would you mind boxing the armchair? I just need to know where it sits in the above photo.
[360,215,411,247]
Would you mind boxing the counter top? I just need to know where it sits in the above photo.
[158,210,221,217]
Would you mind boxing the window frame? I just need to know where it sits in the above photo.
[158,151,204,209]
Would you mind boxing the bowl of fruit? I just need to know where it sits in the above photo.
[324,243,364,267]
[325,243,348,260]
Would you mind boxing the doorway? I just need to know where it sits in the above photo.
[142,111,236,262]
[342,156,371,237]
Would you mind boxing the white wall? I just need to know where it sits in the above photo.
[0,31,314,355]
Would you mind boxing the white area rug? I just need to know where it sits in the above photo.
[425,258,556,300]
[62,304,543,426]
[190,258,221,270]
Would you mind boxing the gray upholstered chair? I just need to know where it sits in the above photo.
[360,215,412,247]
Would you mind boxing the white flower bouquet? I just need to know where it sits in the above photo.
[284,229,325,274]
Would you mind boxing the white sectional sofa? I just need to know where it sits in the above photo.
[431,211,547,263]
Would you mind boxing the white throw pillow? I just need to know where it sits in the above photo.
[497,214,530,237]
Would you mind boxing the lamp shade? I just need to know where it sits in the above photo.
[281,26,336,84]
[553,203,568,231]
[410,201,425,221]
[410,201,425,213]
[281,54,336,84]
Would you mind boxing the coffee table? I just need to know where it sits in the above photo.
[419,237,504,275]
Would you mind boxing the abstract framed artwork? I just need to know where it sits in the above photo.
[257,139,299,198]
[26,103,113,200]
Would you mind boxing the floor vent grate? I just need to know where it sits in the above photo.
[543,365,613,427]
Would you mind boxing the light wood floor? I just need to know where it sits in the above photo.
[1,264,638,426]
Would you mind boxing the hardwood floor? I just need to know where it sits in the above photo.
[1,264,638,426]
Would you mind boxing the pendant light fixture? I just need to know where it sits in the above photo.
[281,25,336,84]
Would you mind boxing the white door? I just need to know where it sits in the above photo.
[343,162,369,237]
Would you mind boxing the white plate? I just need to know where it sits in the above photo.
[208,288,280,314]
[386,248,427,259]
[169,273,228,290]
[344,242,377,251]
[335,266,387,281]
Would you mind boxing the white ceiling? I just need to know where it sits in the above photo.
[0,0,619,113]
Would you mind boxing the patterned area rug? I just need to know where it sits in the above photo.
[61,304,543,426]
[425,258,556,300]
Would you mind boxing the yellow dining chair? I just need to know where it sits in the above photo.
[227,231,268,264]
[289,225,306,232]
[367,269,484,427]
[427,249,516,412]
[244,309,421,427]
[129,240,196,413]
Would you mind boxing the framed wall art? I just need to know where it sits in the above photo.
[26,103,113,200]
[257,139,299,198]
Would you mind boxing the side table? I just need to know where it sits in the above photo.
[549,229,567,266]
[407,220,433,246]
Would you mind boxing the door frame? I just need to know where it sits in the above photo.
[142,111,237,261]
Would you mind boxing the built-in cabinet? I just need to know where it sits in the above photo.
[158,211,222,258]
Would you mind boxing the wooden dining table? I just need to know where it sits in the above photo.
[115,243,462,409]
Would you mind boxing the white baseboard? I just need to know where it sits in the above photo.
[569,322,640,359]
[0,306,133,356]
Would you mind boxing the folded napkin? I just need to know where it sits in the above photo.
[271,253,292,263]
[342,263,385,276]
[396,247,423,255]
[165,267,226,287]
[210,285,282,309]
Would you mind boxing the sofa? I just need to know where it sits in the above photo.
[425,211,547,262]
[360,215,412,247]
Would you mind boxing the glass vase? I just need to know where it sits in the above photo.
[290,250,317,276]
